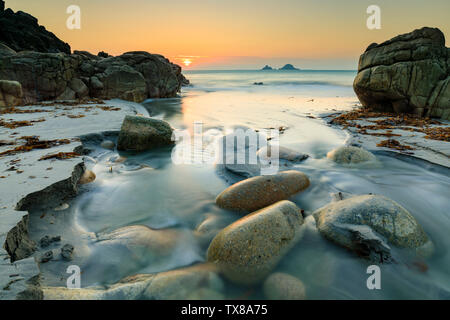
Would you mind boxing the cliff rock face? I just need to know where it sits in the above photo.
[0,1,71,54]
[0,2,188,103]
[353,27,450,120]
[0,50,187,103]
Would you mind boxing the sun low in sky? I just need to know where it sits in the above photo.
[6,0,450,69]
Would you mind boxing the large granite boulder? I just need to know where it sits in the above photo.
[0,3,71,54]
[353,27,450,120]
[313,194,433,262]
[0,79,22,107]
[207,200,305,285]
[117,115,174,152]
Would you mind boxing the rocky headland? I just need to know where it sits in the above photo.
[0,1,188,107]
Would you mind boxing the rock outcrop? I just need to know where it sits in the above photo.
[353,27,450,120]
[0,50,188,103]
[0,2,71,54]
[0,3,188,103]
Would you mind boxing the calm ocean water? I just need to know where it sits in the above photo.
[184,69,356,94]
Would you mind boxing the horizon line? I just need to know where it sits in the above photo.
[183,68,358,72]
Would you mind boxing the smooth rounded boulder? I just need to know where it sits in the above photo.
[216,170,310,213]
[207,200,305,285]
[263,273,306,300]
[313,194,432,262]
[117,115,174,152]
[327,146,375,164]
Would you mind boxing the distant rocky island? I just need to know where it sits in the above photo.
[260,64,300,71]
[279,64,299,70]
[0,0,188,107]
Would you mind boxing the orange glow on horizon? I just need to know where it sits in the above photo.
[183,59,192,67]
[5,0,450,69]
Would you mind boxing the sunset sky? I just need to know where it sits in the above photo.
[6,0,450,70]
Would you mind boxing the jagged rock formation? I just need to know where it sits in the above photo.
[353,27,450,120]
[261,65,273,70]
[0,1,71,54]
[0,2,188,103]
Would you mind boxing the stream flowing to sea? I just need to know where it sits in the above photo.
[36,70,450,299]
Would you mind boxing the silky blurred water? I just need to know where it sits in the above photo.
[37,70,450,299]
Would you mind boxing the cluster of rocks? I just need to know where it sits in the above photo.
[37,134,433,299]
[0,49,189,105]
[204,144,432,297]
[38,235,74,263]
[0,1,189,106]
[353,27,450,120]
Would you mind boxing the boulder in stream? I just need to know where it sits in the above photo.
[216,170,310,213]
[117,115,174,152]
[327,146,376,164]
[313,194,433,262]
[207,200,305,285]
